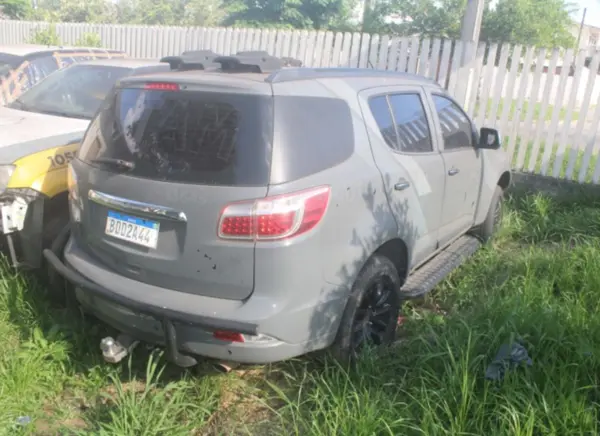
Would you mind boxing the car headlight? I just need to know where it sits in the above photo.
[0,165,15,194]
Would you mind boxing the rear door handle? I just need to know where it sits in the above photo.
[448,167,460,176]
[394,179,411,191]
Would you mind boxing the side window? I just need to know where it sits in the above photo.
[388,93,433,153]
[432,94,473,150]
[368,96,397,148]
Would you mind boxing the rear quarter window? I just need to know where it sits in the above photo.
[270,96,354,184]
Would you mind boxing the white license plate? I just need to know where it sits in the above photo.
[104,210,160,249]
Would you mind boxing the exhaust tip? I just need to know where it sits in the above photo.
[213,361,240,373]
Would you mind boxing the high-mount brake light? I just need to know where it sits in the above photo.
[217,186,331,241]
[144,82,180,91]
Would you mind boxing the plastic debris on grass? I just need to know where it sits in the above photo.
[485,341,533,381]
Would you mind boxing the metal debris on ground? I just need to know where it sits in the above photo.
[14,416,31,428]
[485,341,533,381]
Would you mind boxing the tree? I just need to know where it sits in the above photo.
[0,0,32,19]
[381,0,575,48]
[481,0,576,48]
[29,0,118,23]
[223,0,356,30]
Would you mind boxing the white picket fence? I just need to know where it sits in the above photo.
[2,20,600,184]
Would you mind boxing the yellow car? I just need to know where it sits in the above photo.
[0,57,169,269]
[1,44,126,106]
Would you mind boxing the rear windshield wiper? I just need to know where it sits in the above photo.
[91,157,136,170]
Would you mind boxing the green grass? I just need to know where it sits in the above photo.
[474,98,588,123]
[2,192,600,434]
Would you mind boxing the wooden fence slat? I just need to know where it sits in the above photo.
[417,38,430,76]
[577,53,600,182]
[507,45,534,165]
[540,49,574,176]
[428,38,442,80]
[554,50,588,179]
[491,44,515,129]
[377,35,390,70]
[349,33,361,67]
[514,48,546,170]
[475,43,499,129]
[437,39,452,86]
[407,35,420,73]
[447,41,464,95]
[465,42,487,116]
[527,49,561,173]
[397,37,410,72]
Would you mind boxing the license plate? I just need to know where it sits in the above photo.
[105,211,160,249]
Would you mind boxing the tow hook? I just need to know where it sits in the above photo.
[100,334,140,363]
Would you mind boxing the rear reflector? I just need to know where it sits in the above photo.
[218,185,331,241]
[144,82,180,91]
[213,330,245,342]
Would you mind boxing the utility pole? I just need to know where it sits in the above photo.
[457,0,485,108]
[575,8,587,52]
[460,0,485,50]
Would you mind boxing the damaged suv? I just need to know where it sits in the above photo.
[45,52,511,367]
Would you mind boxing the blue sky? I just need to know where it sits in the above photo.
[571,0,600,27]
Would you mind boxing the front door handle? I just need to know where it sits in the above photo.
[394,179,411,191]
[448,167,460,176]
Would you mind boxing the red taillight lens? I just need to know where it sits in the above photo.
[213,330,245,342]
[144,82,179,91]
[218,186,331,241]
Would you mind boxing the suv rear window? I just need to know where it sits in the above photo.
[78,88,274,187]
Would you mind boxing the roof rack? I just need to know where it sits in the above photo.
[160,50,223,71]
[266,67,438,84]
[213,52,303,73]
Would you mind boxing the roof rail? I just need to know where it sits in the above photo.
[266,67,438,84]
[160,50,223,71]
[213,52,302,73]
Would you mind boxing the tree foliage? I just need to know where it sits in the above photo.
[369,0,575,48]
[0,0,31,19]
[4,0,578,48]
[481,0,576,48]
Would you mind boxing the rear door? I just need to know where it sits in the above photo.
[359,86,445,269]
[425,91,483,247]
[73,82,274,301]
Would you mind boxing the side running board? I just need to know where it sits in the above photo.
[400,234,481,299]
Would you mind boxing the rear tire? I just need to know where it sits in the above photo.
[331,254,402,364]
[474,185,504,242]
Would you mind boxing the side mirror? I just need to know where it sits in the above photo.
[478,127,501,150]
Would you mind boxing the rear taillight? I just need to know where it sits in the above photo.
[144,82,179,91]
[218,186,331,241]
[213,330,245,342]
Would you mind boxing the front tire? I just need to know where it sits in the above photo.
[332,255,402,364]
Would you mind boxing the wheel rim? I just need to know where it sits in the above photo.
[350,274,396,354]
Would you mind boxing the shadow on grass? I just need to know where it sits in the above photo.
[252,192,600,435]
[0,261,222,434]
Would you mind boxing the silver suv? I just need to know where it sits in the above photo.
[45,52,511,368]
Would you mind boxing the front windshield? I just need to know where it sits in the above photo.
[8,64,131,119]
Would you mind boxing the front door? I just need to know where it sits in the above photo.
[426,91,483,248]
[359,86,446,269]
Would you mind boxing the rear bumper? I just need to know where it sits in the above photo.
[43,232,332,366]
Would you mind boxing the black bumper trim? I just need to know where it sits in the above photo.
[43,239,259,367]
